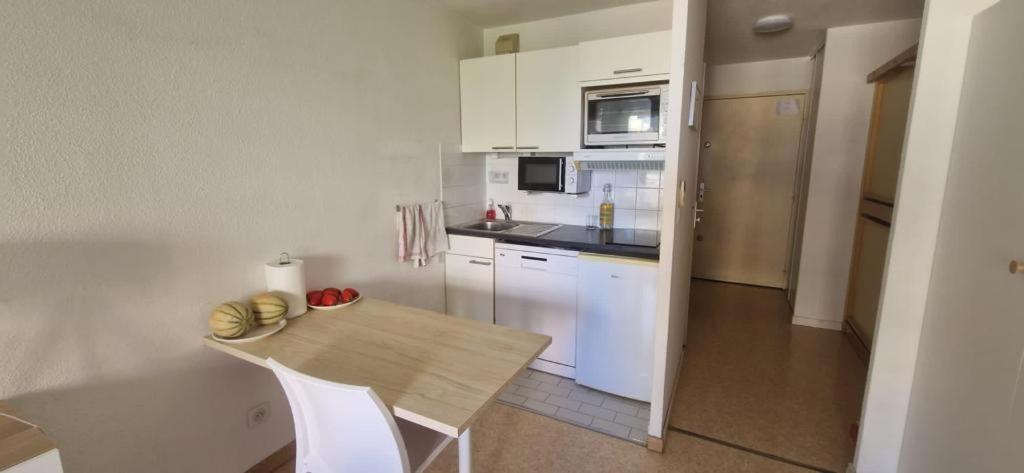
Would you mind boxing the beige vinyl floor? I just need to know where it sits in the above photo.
[668,280,867,472]
[273,280,865,473]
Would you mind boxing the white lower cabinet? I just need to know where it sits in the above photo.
[445,236,495,324]
[576,254,658,402]
[494,244,579,377]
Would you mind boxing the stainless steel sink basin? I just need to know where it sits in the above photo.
[464,221,519,232]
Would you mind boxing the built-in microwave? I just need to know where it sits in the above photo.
[518,156,591,194]
[584,83,669,147]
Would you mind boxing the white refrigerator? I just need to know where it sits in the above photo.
[575,254,659,402]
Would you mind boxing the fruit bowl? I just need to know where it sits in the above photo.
[308,294,361,310]
[306,287,361,310]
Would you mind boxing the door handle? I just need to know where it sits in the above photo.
[613,68,643,74]
[469,260,492,266]
[695,208,705,224]
[1011,260,1022,274]
[521,256,548,262]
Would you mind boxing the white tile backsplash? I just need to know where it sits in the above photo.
[614,170,639,188]
[636,188,660,211]
[614,187,637,210]
[480,154,665,230]
[638,170,661,188]
[636,210,660,230]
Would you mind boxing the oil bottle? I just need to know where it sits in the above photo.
[599,183,614,230]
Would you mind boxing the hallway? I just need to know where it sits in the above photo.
[669,280,867,472]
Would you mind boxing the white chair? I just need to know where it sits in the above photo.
[267,358,449,473]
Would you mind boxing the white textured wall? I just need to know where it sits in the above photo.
[705,57,813,96]
[791,19,921,330]
[0,1,479,471]
[649,0,705,438]
[481,1,672,56]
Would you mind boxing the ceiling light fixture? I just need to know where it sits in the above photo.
[753,14,794,34]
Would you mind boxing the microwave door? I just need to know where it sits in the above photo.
[587,93,662,145]
[518,157,565,192]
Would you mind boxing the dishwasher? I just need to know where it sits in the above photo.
[494,243,579,378]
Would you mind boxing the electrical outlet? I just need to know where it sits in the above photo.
[488,170,509,184]
[247,402,270,429]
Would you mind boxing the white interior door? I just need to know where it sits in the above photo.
[692,94,805,288]
[897,1,1024,471]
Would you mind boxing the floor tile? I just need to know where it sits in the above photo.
[515,386,549,402]
[568,388,605,406]
[545,395,581,411]
[601,398,639,416]
[535,382,571,397]
[554,408,593,426]
[578,403,617,421]
[590,418,631,438]
[613,412,647,430]
[498,391,527,406]
[523,399,558,416]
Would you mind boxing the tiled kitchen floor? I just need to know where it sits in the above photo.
[497,368,651,445]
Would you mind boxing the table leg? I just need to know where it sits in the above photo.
[458,428,472,473]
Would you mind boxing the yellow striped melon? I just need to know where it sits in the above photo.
[250,292,288,325]
[208,301,253,338]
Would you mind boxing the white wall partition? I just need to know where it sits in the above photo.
[648,0,706,442]
[791,19,921,330]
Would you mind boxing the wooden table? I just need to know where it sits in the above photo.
[203,298,550,473]
[0,402,62,473]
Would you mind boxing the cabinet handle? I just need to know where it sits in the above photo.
[613,68,643,74]
[517,146,539,150]
[469,260,492,266]
[492,146,514,150]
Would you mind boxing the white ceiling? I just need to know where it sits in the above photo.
[439,0,654,28]
[442,0,924,65]
[707,0,924,64]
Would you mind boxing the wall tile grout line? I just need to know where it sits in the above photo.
[668,426,837,473]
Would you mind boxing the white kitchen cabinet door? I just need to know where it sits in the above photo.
[576,254,658,402]
[516,46,580,152]
[578,30,672,83]
[460,54,516,153]
[445,254,494,324]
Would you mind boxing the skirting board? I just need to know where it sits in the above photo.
[792,316,844,331]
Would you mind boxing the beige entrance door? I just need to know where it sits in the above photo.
[692,94,805,288]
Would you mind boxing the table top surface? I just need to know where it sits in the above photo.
[0,401,56,471]
[203,298,550,437]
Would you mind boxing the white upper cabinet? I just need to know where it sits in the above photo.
[578,30,672,83]
[460,54,516,153]
[516,46,580,152]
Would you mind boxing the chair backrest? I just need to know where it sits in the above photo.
[267,358,411,473]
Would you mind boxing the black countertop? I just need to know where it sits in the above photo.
[447,221,660,260]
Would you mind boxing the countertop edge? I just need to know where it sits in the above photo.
[446,226,660,261]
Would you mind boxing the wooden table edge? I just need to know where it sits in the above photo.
[202,333,552,438]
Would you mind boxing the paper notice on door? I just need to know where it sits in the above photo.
[776,98,801,116]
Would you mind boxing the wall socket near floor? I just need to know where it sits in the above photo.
[247,401,270,429]
[488,170,510,184]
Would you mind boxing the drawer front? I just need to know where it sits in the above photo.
[448,234,494,259]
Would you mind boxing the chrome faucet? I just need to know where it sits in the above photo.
[497,204,512,222]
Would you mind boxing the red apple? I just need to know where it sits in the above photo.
[306,290,323,306]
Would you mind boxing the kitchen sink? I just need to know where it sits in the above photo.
[463,221,520,232]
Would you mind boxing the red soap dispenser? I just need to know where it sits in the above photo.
[485,199,497,220]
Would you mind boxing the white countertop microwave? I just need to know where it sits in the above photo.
[584,83,669,147]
